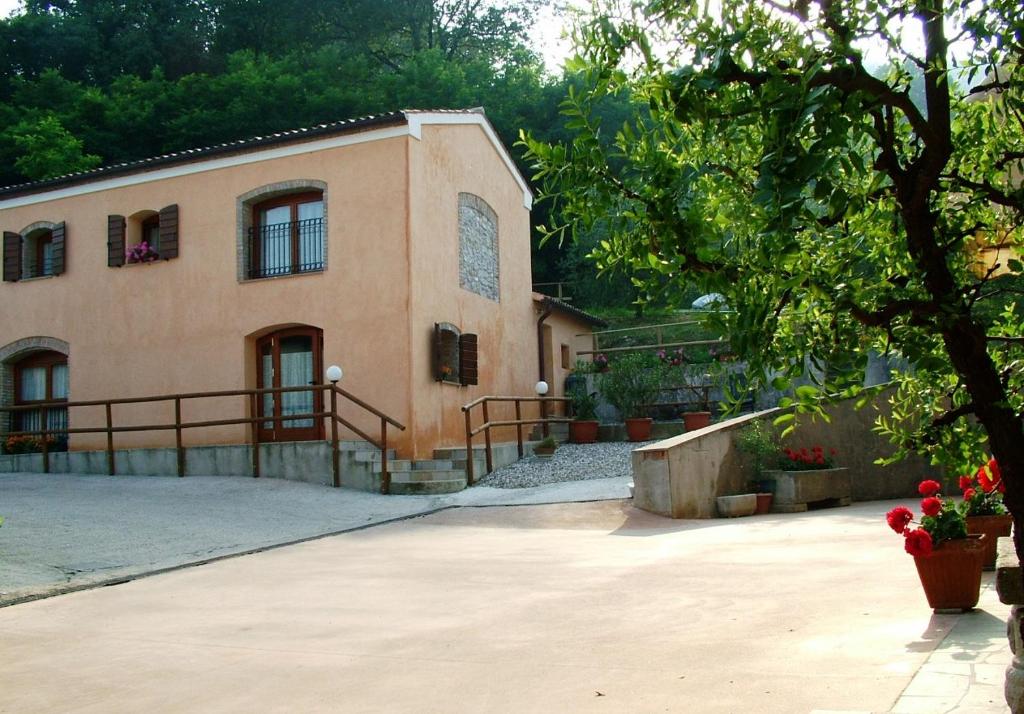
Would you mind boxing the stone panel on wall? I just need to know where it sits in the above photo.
[458,193,499,302]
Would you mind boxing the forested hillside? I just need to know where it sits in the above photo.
[0,0,636,290]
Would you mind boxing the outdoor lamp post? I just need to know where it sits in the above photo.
[326,364,343,487]
[536,380,550,437]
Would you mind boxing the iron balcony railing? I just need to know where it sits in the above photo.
[247,217,324,279]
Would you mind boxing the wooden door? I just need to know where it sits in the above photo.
[256,327,324,442]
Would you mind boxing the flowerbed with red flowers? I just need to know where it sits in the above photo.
[778,445,838,471]
[886,478,972,557]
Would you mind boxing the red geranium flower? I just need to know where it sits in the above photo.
[920,496,942,517]
[918,479,942,497]
[978,466,995,493]
[904,528,933,557]
[989,458,1002,482]
[886,506,914,533]
[963,488,977,501]
[958,474,974,491]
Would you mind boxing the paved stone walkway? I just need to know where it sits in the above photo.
[0,483,1013,712]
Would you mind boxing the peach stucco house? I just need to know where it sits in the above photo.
[0,109,601,491]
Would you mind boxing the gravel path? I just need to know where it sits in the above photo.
[475,441,651,489]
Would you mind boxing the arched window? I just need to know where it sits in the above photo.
[3,222,66,281]
[13,350,68,440]
[250,191,324,278]
[238,181,328,281]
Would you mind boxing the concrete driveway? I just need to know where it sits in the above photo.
[0,471,631,605]
[0,498,1011,712]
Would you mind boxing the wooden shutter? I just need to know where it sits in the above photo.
[3,231,21,282]
[50,222,66,275]
[107,215,125,267]
[159,203,179,259]
[433,322,443,381]
[459,333,478,386]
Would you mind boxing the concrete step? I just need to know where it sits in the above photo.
[351,449,399,462]
[389,469,467,484]
[389,479,466,495]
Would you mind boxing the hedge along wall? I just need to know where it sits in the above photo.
[631,387,936,519]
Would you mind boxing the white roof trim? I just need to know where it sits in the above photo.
[405,111,533,210]
[0,125,411,210]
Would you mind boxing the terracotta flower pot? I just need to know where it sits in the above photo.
[754,493,773,515]
[913,535,986,612]
[683,411,712,431]
[624,417,653,442]
[965,514,1013,570]
[569,420,599,444]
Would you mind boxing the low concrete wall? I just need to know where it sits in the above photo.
[631,390,931,519]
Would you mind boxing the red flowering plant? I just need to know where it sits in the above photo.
[958,458,1007,517]
[885,479,968,557]
[778,445,838,471]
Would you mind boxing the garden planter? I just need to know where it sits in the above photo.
[966,514,1013,570]
[569,420,600,444]
[533,445,557,458]
[764,467,851,512]
[754,493,773,515]
[683,411,712,431]
[624,417,653,442]
[913,535,986,611]
[716,494,757,518]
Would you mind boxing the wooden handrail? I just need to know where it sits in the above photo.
[461,394,571,486]
[0,383,406,494]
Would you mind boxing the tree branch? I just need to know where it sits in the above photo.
[930,401,975,428]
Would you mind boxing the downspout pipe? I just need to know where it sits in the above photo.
[536,299,554,437]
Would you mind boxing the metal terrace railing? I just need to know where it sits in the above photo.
[247,217,325,279]
[0,383,405,494]
[577,315,735,358]
[461,395,571,485]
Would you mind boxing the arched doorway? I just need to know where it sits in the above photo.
[256,327,323,442]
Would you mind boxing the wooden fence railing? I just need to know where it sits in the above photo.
[461,395,571,486]
[0,384,405,494]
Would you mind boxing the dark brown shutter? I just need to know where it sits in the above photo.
[50,222,66,275]
[107,215,125,267]
[433,322,443,381]
[159,203,179,259]
[459,333,478,385]
[3,231,21,282]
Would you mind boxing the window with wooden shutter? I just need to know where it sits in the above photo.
[459,333,478,386]
[3,231,21,282]
[107,215,125,267]
[159,203,179,259]
[50,222,66,275]
[433,322,461,384]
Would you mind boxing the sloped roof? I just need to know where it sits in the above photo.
[0,108,532,205]
[534,294,608,328]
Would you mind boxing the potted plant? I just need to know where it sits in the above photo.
[958,458,1012,569]
[598,352,664,441]
[533,435,558,458]
[568,384,599,444]
[886,479,986,611]
[763,445,850,512]
[737,421,778,514]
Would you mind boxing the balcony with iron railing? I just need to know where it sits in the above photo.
[247,217,324,279]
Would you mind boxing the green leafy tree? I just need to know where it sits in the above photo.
[4,113,100,180]
[522,1,1024,546]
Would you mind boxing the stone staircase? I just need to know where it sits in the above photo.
[354,441,534,495]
